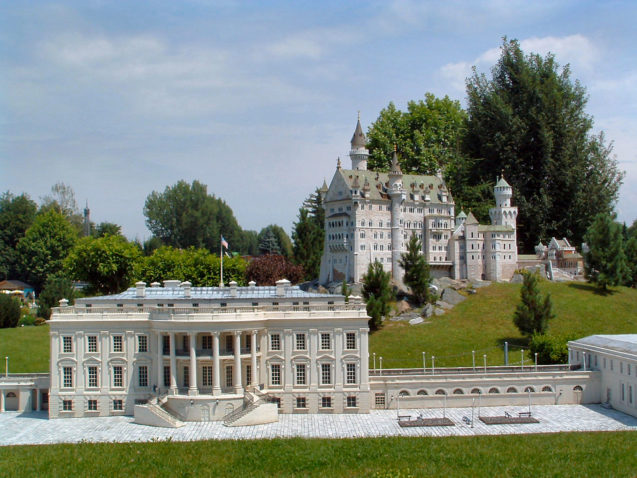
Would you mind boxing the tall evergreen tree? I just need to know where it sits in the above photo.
[292,208,323,280]
[398,234,432,305]
[362,261,394,331]
[463,38,623,251]
[513,272,554,336]
[584,213,629,290]
[257,225,292,257]
[258,229,280,255]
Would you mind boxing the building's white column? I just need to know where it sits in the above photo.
[334,328,343,391]
[35,388,40,411]
[251,330,258,389]
[0,389,5,412]
[309,329,318,391]
[156,332,163,392]
[76,332,85,392]
[188,332,198,396]
[359,328,369,391]
[169,332,177,394]
[233,332,243,394]
[284,329,293,391]
[212,332,221,395]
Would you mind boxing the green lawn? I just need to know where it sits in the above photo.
[1,432,635,477]
[370,282,637,368]
[0,324,49,373]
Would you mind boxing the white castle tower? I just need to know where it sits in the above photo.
[388,147,405,281]
[349,113,369,171]
[490,175,517,228]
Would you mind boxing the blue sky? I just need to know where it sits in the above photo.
[1,1,636,241]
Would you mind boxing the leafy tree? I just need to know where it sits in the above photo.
[245,254,304,285]
[584,213,630,290]
[142,236,164,256]
[463,38,624,251]
[341,279,351,302]
[37,275,75,319]
[16,210,78,290]
[0,293,21,328]
[292,208,324,280]
[257,225,292,257]
[513,271,555,336]
[65,235,141,294]
[144,180,251,254]
[242,230,259,256]
[362,261,394,331]
[398,234,432,305]
[0,192,38,280]
[367,94,466,175]
[93,222,122,238]
[134,246,246,286]
[529,334,574,365]
[40,182,85,235]
[624,235,637,287]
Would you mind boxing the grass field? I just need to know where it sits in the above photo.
[370,282,637,368]
[1,432,636,477]
[0,324,49,373]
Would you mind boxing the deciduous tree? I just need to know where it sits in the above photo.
[37,275,75,319]
[245,254,303,285]
[0,192,38,280]
[0,293,21,328]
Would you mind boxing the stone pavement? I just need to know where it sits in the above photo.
[1,404,635,446]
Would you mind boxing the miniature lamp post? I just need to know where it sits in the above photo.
[379,356,383,376]
[483,354,487,373]
[431,356,435,375]
[373,352,376,372]
[521,349,524,369]
[422,352,426,373]
[472,350,475,371]
[4,356,7,377]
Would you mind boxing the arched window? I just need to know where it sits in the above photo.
[507,387,518,394]
[524,386,535,393]
[453,388,464,395]
[470,388,481,395]
[542,386,553,392]
[6,392,16,398]
[398,390,410,397]
[488,387,500,394]
[417,390,428,396]
[435,389,446,395]
[573,385,583,392]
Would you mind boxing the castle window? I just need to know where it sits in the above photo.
[378,205,382,211]
[360,244,365,251]
[360,232,365,239]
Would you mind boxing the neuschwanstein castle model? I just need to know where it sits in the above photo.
[319,117,518,285]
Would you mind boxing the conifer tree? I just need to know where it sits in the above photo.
[292,208,323,280]
[362,261,394,331]
[584,213,629,290]
[258,229,280,255]
[398,234,432,305]
[513,272,554,337]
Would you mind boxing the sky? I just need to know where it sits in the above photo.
[1,0,636,242]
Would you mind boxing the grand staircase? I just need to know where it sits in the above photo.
[134,394,184,428]
[223,389,279,427]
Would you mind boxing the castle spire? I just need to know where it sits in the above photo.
[389,146,402,176]
[349,113,369,171]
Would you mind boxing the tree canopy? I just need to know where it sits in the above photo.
[245,254,304,286]
[0,192,38,280]
[257,225,292,257]
[513,271,554,336]
[584,213,630,290]
[144,180,252,254]
[462,38,624,250]
[398,234,432,305]
[362,261,394,331]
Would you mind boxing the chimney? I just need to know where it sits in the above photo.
[275,278,290,298]
[135,281,146,298]
[229,281,238,298]
[59,298,69,307]
[163,279,181,289]
[150,282,161,288]
[181,281,192,298]
[248,281,256,288]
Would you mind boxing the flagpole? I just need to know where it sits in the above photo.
[220,235,224,287]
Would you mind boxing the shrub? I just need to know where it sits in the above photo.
[529,334,574,364]
[0,294,21,328]
[246,254,304,285]
[37,275,75,319]
[34,317,47,326]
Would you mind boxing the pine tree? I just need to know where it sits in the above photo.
[258,229,280,255]
[398,234,432,305]
[513,272,554,336]
[584,213,629,290]
[362,261,394,331]
[292,208,323,280]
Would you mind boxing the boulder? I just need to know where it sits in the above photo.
[395,300,412,314]
[434,307,446,316]
[317,285,329,294]
[510,274,524,284]
[436,300,454,310]
[441,288,466,305]
[408,317,425,325]
[422,303,434,318]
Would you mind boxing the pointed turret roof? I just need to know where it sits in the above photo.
[456,210,467,219]
[495,175,511,188]
[465,211,479,225]
[319,178,328,193]
[350,114,366,149]
[389,147,402,176]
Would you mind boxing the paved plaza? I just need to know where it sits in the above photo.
[1,404,636,446]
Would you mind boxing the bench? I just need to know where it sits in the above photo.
[518,411,532,417]
[462,416,472,425]
[398,415,412,421]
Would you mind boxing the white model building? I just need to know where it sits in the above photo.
[319,118,518,284]
[48,280,370,422]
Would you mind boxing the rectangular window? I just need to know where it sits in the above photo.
[63,336,73,353]
[163,366,170,387]
[270,334,281,351]
[183,335,190,351]
[321,363,331,385]
[87,336,97,353]
[375,393,386,407]
[296,397,307,409]
[346,396,357,408]
[295,333,306,351]
[346,363,356,384]
[225,366,233,388]
[138,366,148,387]
[346,333,356,350]
[183,366,190,388]
[296,364,306,385]
[137,335,148,353]
[225,335,233,353]
[271,364,281,386]
[202,366,213,387]
[246,365,252,386]
[62,400,73,411]
[162,335,170,355]
[113,335,123,353]
[63,367,73,388]
[113,399,123,411]
[320,333,331,350]
[113,366,123,387]
[87,399,98,411]
[321,396,332,408]
[202,335,212,350]
[88,366,98,388]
